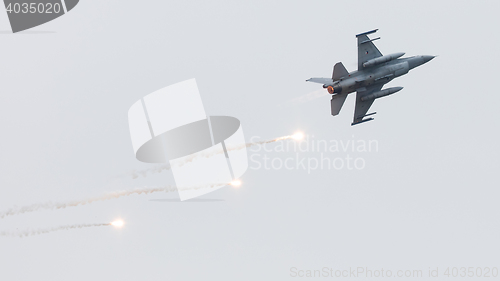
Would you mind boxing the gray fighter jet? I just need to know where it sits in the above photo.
[306,29,434,125]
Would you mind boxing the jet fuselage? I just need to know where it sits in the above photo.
[325,55,434,95]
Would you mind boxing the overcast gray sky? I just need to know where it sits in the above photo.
[0,0,499,280]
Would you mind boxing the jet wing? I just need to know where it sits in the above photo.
[357,29,383,71]
[352,84,383,125]
[306,77,333,84]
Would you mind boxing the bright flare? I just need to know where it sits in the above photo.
[111,220,124,228]
[230,180,242,187]
[292,132,304,141]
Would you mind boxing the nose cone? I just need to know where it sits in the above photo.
[422,55,435,64]
[408,55,435,69]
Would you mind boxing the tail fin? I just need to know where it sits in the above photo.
[332,62,349,81]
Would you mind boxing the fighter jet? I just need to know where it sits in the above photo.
[306,29,434,125]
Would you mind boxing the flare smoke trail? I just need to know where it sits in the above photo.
[0,223,111,238]
[0,183,224,219]
[128,134,298,179]
[0,135,296,219]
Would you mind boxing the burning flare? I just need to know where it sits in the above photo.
[111,220,124,228]
[292,132,304,141]
[230,180,242,187]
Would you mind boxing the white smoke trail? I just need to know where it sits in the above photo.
[0,135,297,219]
[0,183,224,219]
[127,134,297,179]
[279,89,328,107]
[128,164,171,179]
[0,223,111,238]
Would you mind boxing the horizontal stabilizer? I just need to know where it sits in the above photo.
[306,77,332,84]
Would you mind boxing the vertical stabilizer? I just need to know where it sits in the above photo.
[332,62,349,81]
